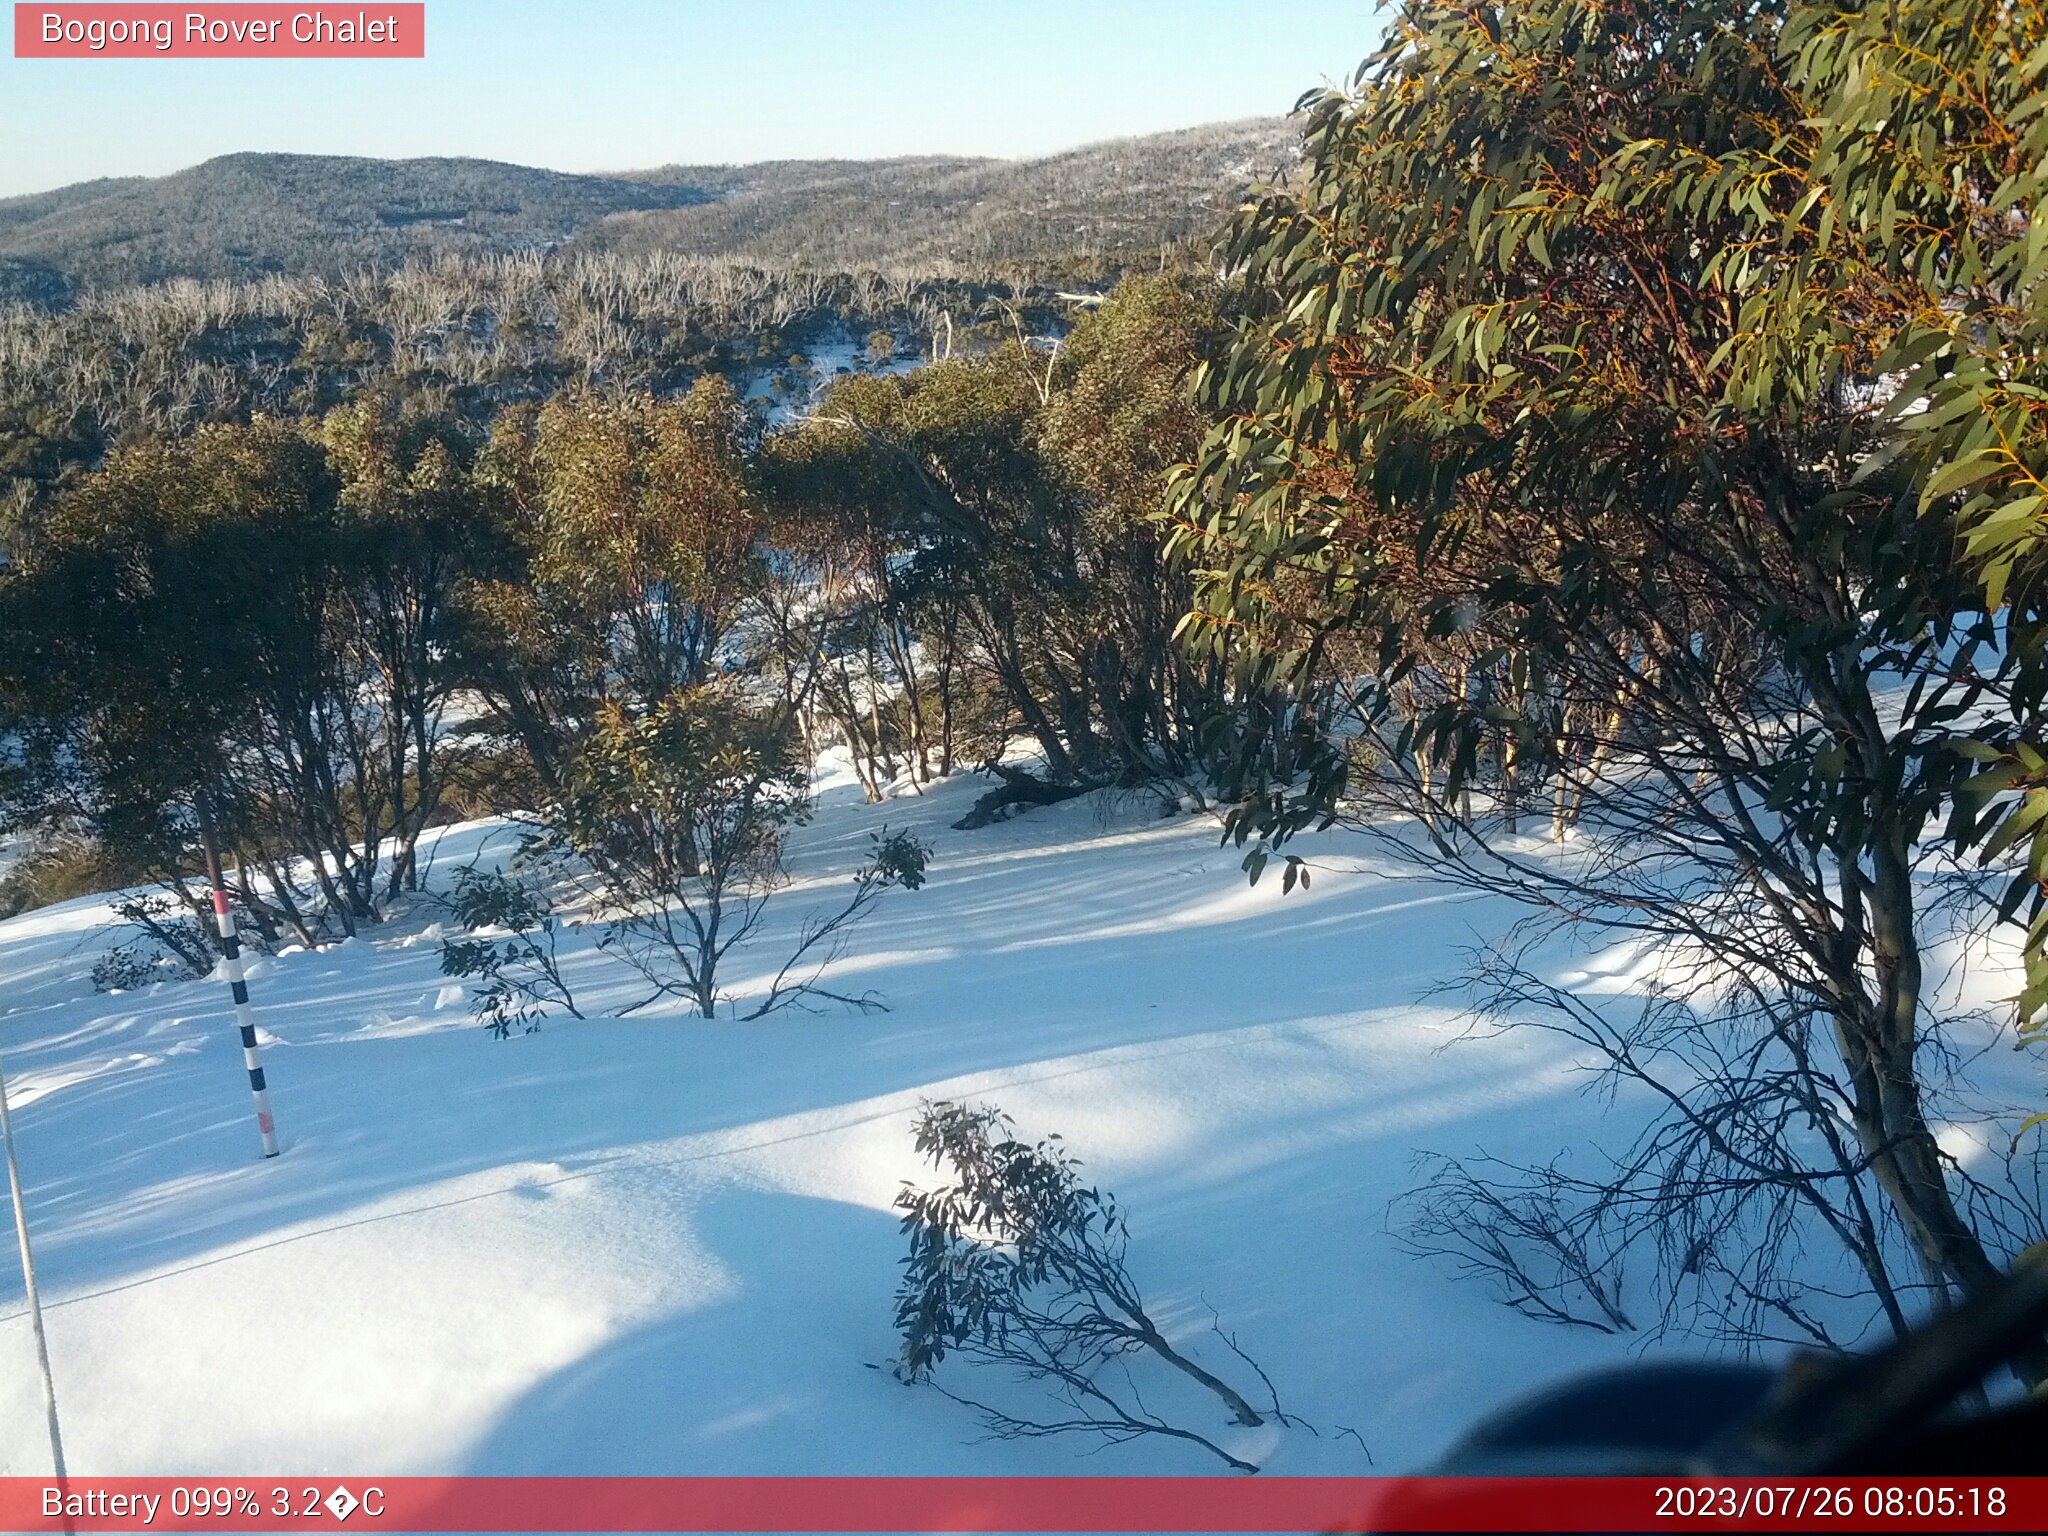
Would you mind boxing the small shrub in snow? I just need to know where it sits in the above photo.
[91,893,218,991]
[91,941,169,993]
[552,690,930,1019]
[893,1100,1289,1474]
[438,867,582,1038]
[112,892,219,975]
[1396,1153,1635,1335]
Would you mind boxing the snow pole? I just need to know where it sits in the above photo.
[196,800,280,1159]
[0,1044,68,1481]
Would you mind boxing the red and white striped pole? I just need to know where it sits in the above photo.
[196,801,280,1159]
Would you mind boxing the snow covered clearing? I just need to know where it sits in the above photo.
[0,753,2036,1476]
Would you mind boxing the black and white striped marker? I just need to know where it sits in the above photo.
[211,889,280,1159]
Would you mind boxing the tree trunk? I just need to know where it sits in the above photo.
[1838,840,2048,1388]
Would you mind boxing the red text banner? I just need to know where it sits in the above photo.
[14,5,424,58]
[1,1477,2045,1533]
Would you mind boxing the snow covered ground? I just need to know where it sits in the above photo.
[0,753,2026,1478]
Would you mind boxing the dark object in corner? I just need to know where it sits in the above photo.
[1431,1258,2048,1479]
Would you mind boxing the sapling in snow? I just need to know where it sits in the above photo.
[550,688,931,1019]
[92,893,232,993]
[892,1100,1291,1474]
[438,866,582,1038]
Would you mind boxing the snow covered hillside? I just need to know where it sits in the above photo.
[0,753,2019,1477]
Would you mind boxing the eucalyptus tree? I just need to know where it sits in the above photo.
[1773,3,2048,1058]
[1,420,351,943]
[766,276,1236,807]
[322,394,492,896]
[460,377,767,793]
[1168,0,2047,1373]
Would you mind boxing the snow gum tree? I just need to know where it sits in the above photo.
[3,420,366,944]
[763,275,1256,815]
[459,377,766,790]
[321,395,491,898]
[1776,4,2048,1070]
[1168,0,2048,1379]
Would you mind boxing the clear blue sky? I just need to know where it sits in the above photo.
[0,1,1383,197]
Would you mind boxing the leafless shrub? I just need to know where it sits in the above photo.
[1397,1153,1635,1334]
